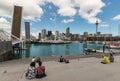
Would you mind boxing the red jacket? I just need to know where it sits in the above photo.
[36,66,45,75]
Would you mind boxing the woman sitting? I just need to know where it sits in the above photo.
[36,62,46,78]
[26,62,37,79]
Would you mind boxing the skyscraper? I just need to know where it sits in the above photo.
[41,29,46,39]
[66,27,70,37]
[25,22,30,40]
[55,30,59,37]
[38,33,41,40]
[55,30,59,40]
[47,31,52,37]
[11,5,22,39]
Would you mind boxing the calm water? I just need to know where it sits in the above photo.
[13,43,104,59]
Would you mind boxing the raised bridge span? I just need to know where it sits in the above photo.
[0,29,23,45]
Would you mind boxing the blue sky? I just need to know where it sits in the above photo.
[0,0,120,37]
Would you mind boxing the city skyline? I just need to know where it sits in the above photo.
[0,0,120,37]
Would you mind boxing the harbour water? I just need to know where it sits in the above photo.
[13,42,108,59]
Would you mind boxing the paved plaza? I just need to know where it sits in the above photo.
[0,56,120,81]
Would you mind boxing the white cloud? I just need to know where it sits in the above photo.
[0,18,11,39]
[0,0,13,18]
[0,17,11,30]
[47,0,77,17]
[30,32,39,39]
[58,7,76,17]
[0,0,44,21]
[0,17,10,24]
[74,0,105,24]
[47,0,105,24]
[0,0,106,24]
[62,19,74,24]
[112,15,120,21]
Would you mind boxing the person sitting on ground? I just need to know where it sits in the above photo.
[101,54,110,64]
[85,52,90,55]
[59,56,64,62]
[109,53,114,62]
[64,59,70,64]
[26,62,37,79]
[36,62,46,78]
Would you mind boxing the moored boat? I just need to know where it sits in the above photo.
[110,42,120,49]
[105,42,120,49]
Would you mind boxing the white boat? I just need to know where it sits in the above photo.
[110,42,120,49]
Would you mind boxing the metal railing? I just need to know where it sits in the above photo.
[0,29,23,45]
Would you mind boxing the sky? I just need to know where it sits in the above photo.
[0,0,120,37]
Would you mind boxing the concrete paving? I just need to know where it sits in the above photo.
[0,56,120,81]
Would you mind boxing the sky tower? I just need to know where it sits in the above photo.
[96,19,99,35]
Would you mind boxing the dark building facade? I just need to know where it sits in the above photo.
[66,27,70,37]
[47,31,52,37]
[41,29,46,39]
[11,5,22,39]
[25,22,30,40]
[38,33,41,40]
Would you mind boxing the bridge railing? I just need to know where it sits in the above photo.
[0,29,23,45]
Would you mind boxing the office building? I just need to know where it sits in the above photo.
[38,33,41,40]
[66,27,70,37]
[41,29,46,39]
[25,22,30,40]
[47,31,52,37]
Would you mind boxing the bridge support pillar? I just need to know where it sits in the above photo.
[12,43,23,58]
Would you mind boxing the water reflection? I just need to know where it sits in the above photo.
[13,43,105,58]
[25,44,31,58]
[65,44,70,55]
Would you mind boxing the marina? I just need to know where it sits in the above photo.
[13,42,117,59]
[1,1,120,81]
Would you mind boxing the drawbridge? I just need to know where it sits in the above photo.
[0,29,24,46]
